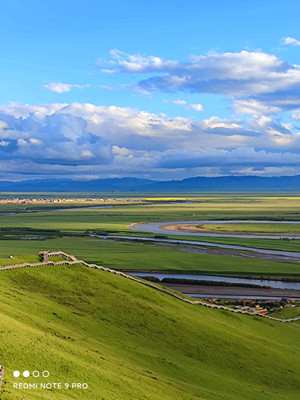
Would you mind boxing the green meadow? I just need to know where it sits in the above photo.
[0,195,300,276]
[0,195,300,399]
[0,263,299,400]
[0,237,300,277]
[1,195,300,253]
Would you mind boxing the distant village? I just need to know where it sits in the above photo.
[0,197,106,204]
[207,297,298,316]
[0,197,144,205]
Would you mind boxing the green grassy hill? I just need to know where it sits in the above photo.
[0,264,299,400]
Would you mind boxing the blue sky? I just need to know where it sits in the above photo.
[1,0,300,180]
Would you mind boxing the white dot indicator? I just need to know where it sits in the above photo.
[23,370,30,378]
[13,370,20,377]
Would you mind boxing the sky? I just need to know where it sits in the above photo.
[1,0,300,181]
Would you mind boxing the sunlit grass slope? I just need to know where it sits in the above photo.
[0,264,299,400]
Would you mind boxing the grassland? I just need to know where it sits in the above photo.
[0,194,299,399]
[0,194,299,277]
[163,234,300,252]
[0,254,40,266]
[0,263,299,400]
[0,237,299,278]
[270,306,300,319]
[1,195,300,253]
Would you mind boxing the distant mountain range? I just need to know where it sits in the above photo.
[1,175,300,192]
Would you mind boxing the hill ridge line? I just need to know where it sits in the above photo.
[1,250,299,323]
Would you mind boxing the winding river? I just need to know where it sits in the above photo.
[125,220,300,260]
[129,272,300,290]
[129,220,300,239]
[92,233,300,260]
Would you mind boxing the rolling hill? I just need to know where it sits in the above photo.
[0,262,299,399]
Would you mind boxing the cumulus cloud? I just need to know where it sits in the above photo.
[281,36,300,46]
[168,99,203,112]
[0,109,112,165]
[43,82,90,93]
[140,51,300,97]
[292,110,300,120]
[173,99,187,105]
[233,99,280,117]
[99,48,179,73]
[101,49,300,94]
[100,49,300,116]
[199,116,242,130]
[1,102,300,180]
[189,103,203,111]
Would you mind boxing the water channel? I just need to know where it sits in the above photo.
[129,272,300,290]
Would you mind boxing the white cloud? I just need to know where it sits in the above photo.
[0,101,67,118]
[137,50,300,97]
[200,116,241,130]
[1,102,300,180]
[170,99,203,112]
[44,83,73,93]
[100,48,179,73]
[281,36,300,46]
[0,120,8,130]
[292,110,300,120]
[43,82,90,93]
[189,103,203,111]
[100,49,300,115]
[173,99,187,105]
[0,107,112,164]
[233,99,280,117]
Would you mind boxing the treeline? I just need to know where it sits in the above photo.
[241,275,300,282]
[140,276,271,288]
[0,227,64,240]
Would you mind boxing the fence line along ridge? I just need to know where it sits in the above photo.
[1,251,299,323]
